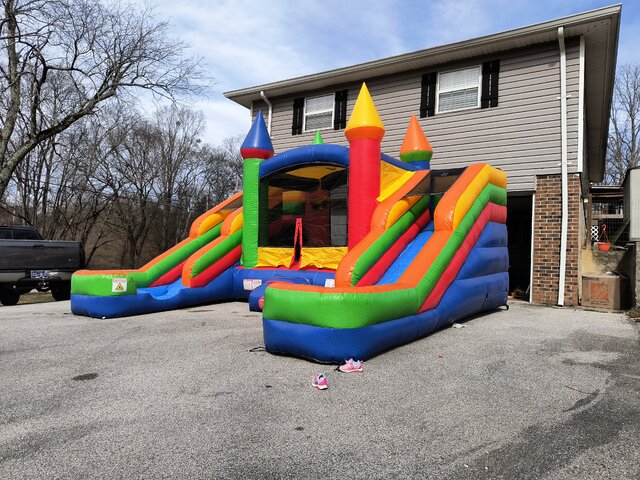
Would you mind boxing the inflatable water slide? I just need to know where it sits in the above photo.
[71,84,508,362]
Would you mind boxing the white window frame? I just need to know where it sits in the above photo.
[435,66,482,114]
[302,93,335,132]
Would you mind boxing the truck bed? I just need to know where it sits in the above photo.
[0,239,84,272]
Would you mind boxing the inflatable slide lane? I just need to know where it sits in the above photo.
[71,193,244,317]
[258,84,508,362]
[262,163,508,362]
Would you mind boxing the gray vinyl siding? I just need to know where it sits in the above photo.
[252,41,581,192]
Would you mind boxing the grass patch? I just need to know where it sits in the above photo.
[18,291,55,305]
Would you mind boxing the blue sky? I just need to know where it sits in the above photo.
[139,1,637,145]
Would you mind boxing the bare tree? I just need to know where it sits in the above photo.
[152,104,206,251]
[605,64,640,184]
[202,135,243,206]
[0,0,205,201]
[53,110,124,264]
[4,104,135,264]
[103,115,161,268]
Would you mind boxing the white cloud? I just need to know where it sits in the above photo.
[197,99,249,144]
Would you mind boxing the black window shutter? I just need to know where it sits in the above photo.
[334,90,348,130]
[292,97,304,135]
[481,60,500,108]
[420,73,437,118]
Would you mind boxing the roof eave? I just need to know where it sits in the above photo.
[588,7,621,183]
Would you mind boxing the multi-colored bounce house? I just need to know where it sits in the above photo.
[71,84,508,362]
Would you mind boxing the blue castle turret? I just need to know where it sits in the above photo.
[240,111,274,160]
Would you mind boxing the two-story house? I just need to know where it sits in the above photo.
[225,5,621,306]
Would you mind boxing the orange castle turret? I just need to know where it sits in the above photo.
[400,114,432,167]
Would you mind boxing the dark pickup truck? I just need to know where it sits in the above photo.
[0,225,85,306]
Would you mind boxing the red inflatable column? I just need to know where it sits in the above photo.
[345,84,385,250]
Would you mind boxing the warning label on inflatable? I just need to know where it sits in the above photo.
[243,279,263,290]
[324,279,335,288]
[112,278,127,293]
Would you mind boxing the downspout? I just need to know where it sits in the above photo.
[577,35,585,174]
[259,90,272,134]
[557,26,569,306]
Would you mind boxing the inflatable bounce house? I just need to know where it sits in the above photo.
[71,84,508,362]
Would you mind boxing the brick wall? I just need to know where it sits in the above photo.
[532,174,581,305]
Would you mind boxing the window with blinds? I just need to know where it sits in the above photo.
[437,66,481,113]
[304,94,334,131]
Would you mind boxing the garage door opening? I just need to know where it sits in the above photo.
[507,194,532,301]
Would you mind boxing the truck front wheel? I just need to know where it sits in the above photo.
[0,288,20,306]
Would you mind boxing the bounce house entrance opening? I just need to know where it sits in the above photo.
[429,168,466,209]
[258,164,348,269]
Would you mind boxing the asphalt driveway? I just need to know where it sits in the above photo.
[1,300,639,479]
